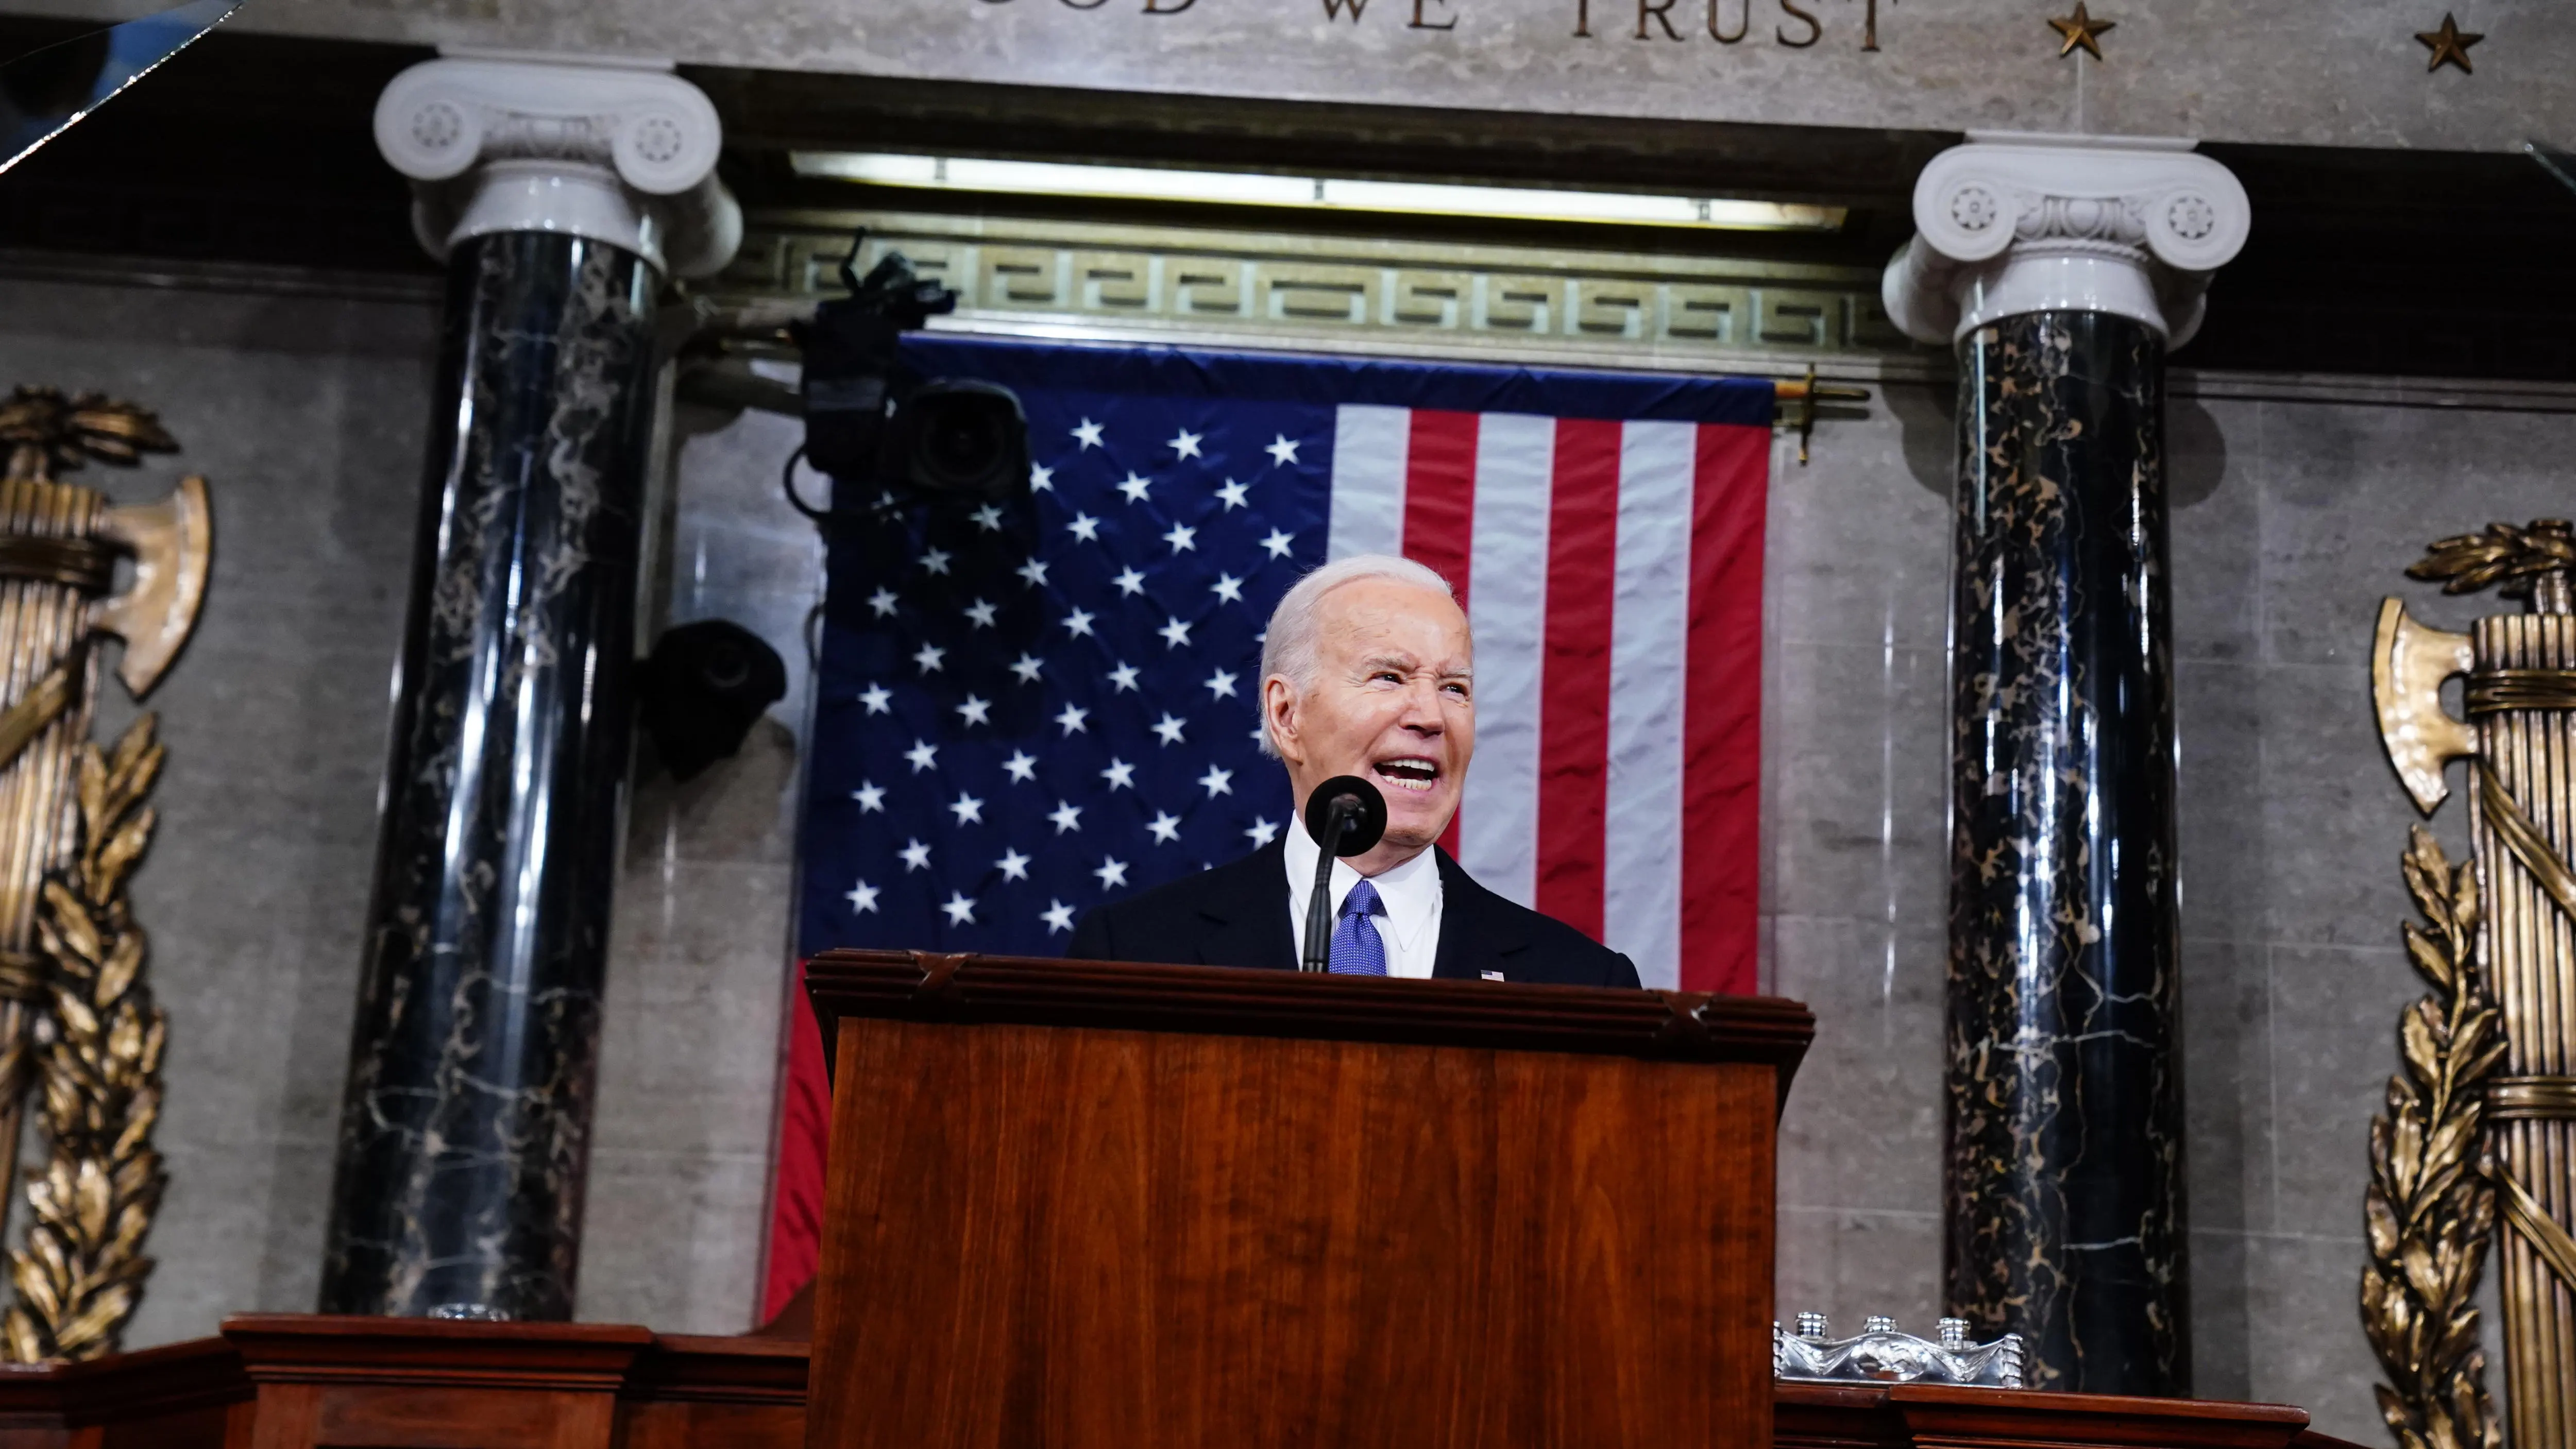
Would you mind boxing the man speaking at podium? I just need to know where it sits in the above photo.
[1070,554,1641,987]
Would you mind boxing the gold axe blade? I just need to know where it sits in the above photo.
[2372,595,2477,815]
[91,474,208,698]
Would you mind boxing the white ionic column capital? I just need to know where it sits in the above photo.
[374,53,742,280]
[1882,132,2249,349]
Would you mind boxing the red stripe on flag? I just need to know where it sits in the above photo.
[1681,423,1769,994]
[1534,419,1620,939]
[1400,409,1479,607]
[1401,410,1479,859]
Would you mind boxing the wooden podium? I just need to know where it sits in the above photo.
[801,949,1815,1449]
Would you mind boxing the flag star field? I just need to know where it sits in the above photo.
[799,337,1332,961]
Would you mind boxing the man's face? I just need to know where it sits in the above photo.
[1263,576,1474,873]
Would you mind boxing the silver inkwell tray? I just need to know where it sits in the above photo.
[1772,1311,2027,1389]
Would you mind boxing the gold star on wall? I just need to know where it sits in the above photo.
[2048,2,2115,59]
[2416,12,2482,72]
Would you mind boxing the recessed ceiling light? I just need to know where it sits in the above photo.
[787,151,1844,232]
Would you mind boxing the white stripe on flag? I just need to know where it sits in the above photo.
[1326,405,1410,559]
[1602,420,1694,988]
[1455,413,1554,908]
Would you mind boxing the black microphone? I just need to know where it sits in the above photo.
[1298,775,1387,974]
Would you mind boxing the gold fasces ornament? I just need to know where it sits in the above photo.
[0,386,208,1362]
[0,388,209,697]
[2371,518,2576,1449]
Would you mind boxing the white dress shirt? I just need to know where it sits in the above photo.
[1281,822,1445,978]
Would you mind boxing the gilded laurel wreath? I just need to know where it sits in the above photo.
[2,718,167,1361]
[2408,519,2576,598]
[2362,826,2506,1449]
[0,386,176,476]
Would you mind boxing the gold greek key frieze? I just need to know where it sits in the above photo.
[714,208,1913,364]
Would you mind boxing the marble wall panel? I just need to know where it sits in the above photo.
[2167,397,2260,664]
[2180,937,2273,1233]
[2176,658,2268,940]
[2256,662,2439,951]
[2244,1232,2396,1441]
[1762,384,1957,1346]
[1770,916,1942,1221]
[2265,943,2422,1247]
[576,1146,774,1332]
[2257,401,2576,670]
[1760,382,1951,655]
[2191,1227,2255,1404]
[1775,1203,1942,1341]
[580,400,823,1334]
[1762,642,1945,933]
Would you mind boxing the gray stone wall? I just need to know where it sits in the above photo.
[5,263,2561,1441]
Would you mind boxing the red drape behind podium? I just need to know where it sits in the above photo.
[761,961,833,1322]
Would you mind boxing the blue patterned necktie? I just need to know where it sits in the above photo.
[1329,877,1388,976]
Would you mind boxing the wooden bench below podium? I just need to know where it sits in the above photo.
[0,1316,2366,1449]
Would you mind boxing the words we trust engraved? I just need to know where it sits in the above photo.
[977,0,1901,50]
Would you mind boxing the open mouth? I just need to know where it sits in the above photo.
[1371,756,1441,793]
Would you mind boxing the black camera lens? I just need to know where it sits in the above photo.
[922,404,1003,483]
[699,637,754,691]
[899,380,1029,504]
[637,620,788,782]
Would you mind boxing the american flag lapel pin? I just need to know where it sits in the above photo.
[1481,970,1505,981]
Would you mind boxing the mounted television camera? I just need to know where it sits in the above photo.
[789,238,1030,517]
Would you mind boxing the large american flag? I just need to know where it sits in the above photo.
[768,336,1771,1314]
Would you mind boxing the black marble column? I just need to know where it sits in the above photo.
[1944,311,2188,1395]
[320,231,658,1319]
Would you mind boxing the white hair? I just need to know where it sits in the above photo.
[1255,553,1458,759]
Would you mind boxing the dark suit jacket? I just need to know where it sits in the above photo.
[1067,840,1642,989]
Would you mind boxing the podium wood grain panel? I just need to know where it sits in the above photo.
[806,952,1800,1449]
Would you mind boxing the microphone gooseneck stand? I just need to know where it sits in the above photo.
[1300,802,1357,973]
[1297,775,1387,974]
